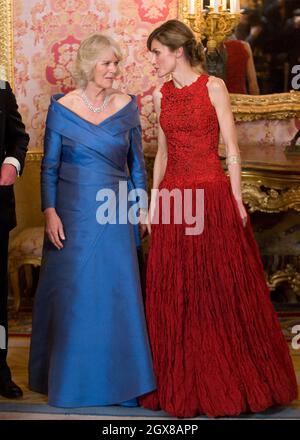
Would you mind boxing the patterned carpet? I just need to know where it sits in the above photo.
[0,401,300,419]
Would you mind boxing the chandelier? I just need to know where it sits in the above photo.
[179,1,241,53]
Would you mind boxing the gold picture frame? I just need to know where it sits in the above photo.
[0,0,14,87]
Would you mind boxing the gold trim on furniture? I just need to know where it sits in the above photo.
[0,0,14,86]
[9,257,42,314]
[241,170,300,213]
[230,92,300,122]
[268,264,300,299]
[25,151,44,162]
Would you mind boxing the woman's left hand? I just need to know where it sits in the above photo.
[235,197,248,228]
[139,222,148,239]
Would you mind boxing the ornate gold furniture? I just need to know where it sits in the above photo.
[240,145,300,214]
[230,92,300,122]
[239,144,300,297]
[8,153,44,314]
[8,227,44,313]
[228,93,300,298]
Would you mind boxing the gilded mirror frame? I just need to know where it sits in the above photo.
[178,0,300,121]
[0,0,14,87]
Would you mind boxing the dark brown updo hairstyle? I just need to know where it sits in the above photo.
[147,19,205,72]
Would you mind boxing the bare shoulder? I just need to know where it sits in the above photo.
[240,40,252,54]
[57,90,81,108]
[109,89,132,107]
[207,76,231,107]
[207,75,227,93]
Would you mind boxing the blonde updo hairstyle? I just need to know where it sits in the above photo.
[147,19,205,72]
[73,33,122,89]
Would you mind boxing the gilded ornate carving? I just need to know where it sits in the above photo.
[268,265,300,298]
[240,167,300,212]
[0,0,14,86]
[230,91,300,122]
[26,151,44,162]
[242,183,300,213]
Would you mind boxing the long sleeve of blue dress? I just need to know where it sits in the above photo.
[41,123,62,211]
[127,125,148,209]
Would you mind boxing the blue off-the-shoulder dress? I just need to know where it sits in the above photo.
[28,94,155,407]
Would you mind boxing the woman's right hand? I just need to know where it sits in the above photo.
[146,199,157,236]
[146,213,151,236]
[44,208,66,249]
[234,197,248,228]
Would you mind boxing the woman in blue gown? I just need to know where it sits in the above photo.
[28,34,155,407]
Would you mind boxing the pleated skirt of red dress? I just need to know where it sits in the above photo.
[140,179,298,418]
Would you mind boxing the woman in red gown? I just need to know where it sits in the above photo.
[140,20,298,418]
[223,39,259,95]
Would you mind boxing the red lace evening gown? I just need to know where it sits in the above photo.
[140,74,298,418]
[224,40,249,94]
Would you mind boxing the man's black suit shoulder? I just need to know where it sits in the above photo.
[0,81,29,229]
[0,81,29,172]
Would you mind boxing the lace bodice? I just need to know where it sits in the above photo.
[159,74,226,186]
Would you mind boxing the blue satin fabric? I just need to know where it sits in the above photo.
[28,95,155,407]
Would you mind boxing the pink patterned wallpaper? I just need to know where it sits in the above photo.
[13,0,177,153]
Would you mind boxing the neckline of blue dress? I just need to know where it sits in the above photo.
[51,93,136,128]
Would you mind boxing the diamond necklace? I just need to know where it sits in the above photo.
[80,90,110,113]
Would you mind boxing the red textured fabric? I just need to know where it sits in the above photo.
[224,40,249,94]
[140,75,298,418]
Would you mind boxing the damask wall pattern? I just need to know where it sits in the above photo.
[13,0,177,153]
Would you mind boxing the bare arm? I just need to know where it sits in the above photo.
[207,77,247,226]
[244,42,260,95]
[152,87,168,190]
[147,87,168,233]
